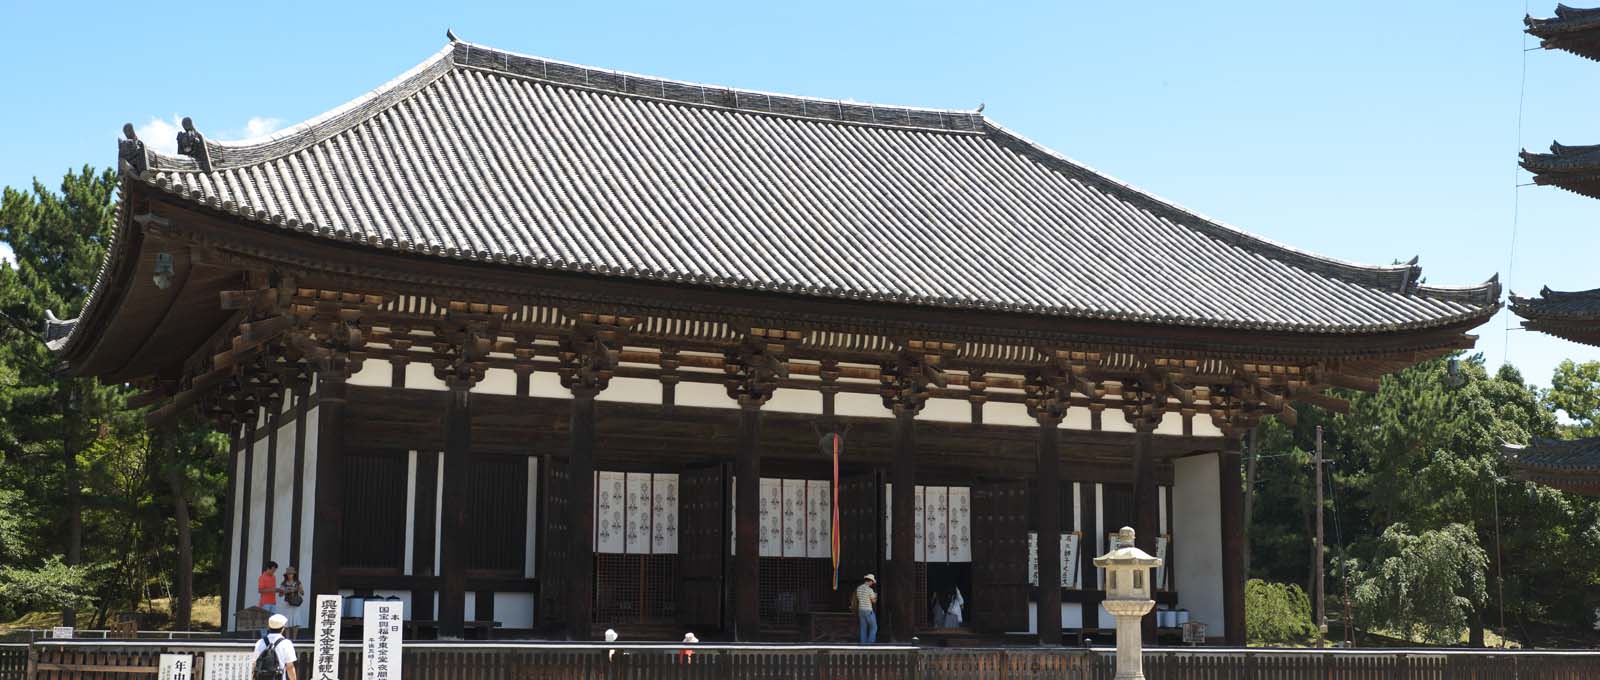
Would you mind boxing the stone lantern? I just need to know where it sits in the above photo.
[1093,526,1162,680]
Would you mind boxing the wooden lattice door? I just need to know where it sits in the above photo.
[971,480,1029,632]
[678,464,728,629]
[538,456,569,626]
[836,471,881,608]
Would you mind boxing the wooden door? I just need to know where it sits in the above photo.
[971,480,1030,632]
[678,464,727,629]
[837,471,881,609]
[538,456,569,626]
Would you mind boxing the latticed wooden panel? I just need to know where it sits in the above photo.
[758,557,833,627]
[678,465,726,628]
[971,481,1030,632]
[838,473,880,588]
[538,456,569,625]
[595,554,678,625]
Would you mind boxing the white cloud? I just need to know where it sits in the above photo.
[135,116,182,155]
[132,115,285,154]
[241,117,284,140]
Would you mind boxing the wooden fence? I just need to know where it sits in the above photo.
[16,640,1600,680]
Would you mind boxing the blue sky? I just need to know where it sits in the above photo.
[2,1,1596,387]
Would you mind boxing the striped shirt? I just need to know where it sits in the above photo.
[854,583,877,612]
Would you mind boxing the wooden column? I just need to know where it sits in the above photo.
[236,414,258,610]
[1035,414,1063,646]
[437,379,472,638]
[566,385,599,640]
[1131,422,1159,643]
[734,399,762,640]
[310,373,346,597]
[1220,444,1246,645]
[889,408,917,642]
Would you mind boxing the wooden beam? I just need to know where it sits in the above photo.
[889,409,917,642]
[310,374,347,599]
[734,403,762,641]
[437,384,470,638]
[1036,414,1063,646]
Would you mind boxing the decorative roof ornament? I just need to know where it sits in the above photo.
[176,117,212,171]
[1526,4,1600,61]
[118,123,148,176]
[446,28,459,43]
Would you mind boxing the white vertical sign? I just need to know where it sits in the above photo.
[313,594,343,680]
[158,654,194,680]
[1063,532,1082,589]
[362,600,402,680]
[204,652,254,680]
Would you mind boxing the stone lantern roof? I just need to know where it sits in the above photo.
[1093,527,1163,567]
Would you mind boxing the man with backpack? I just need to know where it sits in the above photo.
[250,614,297,680]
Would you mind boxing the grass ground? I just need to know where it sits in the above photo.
[0,596,221,632]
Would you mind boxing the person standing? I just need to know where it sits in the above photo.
[853,574,878,643]
[250,614,298,680]
[257,562,279,613]
[277,567,304,628]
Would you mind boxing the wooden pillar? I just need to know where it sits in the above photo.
[566,385,599,640]
[1132,423,1159,643]
[437,380,472,638]
[311,373,346,597]
[1036,415,1063,646]
[1220,445,1246,645]
[889,409,917,642]
[734,400,762,640]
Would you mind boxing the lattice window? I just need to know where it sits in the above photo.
[594,554,678,625]
[758,557,834,628]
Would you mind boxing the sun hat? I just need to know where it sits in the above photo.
[267,614,289,630]
[864,574,876,583]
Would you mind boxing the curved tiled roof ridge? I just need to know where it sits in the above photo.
[113,38,1499,334]
[1527,4,1600,61]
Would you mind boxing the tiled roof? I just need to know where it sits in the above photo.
[1527,4,1600,61]
[1509,286,1600,346]
[1520,142,1600,199]
[113,40,1498,334]
[1503,437,1600,495]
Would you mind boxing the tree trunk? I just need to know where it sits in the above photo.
[61,378,82,628]
[1468,607,1486,647]
[168,468,194,630]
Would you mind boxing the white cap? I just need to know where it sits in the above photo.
[683,633,699,643]
[604,629,618,642]
[864,574,876,583]
[267,614,289,630]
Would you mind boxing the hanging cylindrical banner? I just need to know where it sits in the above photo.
[819,430,844,590]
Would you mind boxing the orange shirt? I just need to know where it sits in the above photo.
[258,572,277,605]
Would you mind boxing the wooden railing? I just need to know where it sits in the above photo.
[19,640,1600,680]
[0,645,28,680]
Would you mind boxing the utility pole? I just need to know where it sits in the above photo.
[1313,425,1325,648]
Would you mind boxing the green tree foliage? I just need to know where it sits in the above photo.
[1248,354,1600,645]
[0,168,229,627]
[1353,523,1489,645]
[1245,579,1318,645]
[1547,360,1600,439]
[0,556,97,615]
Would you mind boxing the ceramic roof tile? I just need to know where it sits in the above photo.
[118,41,1498,334]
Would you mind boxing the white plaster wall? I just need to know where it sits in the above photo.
[1173,453,1224,631]
[298,402,320,600]
[271,412,297,573]
[405,362,449,391]
[596,376,661,405]
[348,361,389,387]
[494,593,536,628]
[245,433,269,607]
[227,447,245,631]
[404,451,418,575]
[1020,603,1084,634]
[478,367,518,396]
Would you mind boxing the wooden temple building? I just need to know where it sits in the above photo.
[1507,5,1600,496]
[49,36,1499,644]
